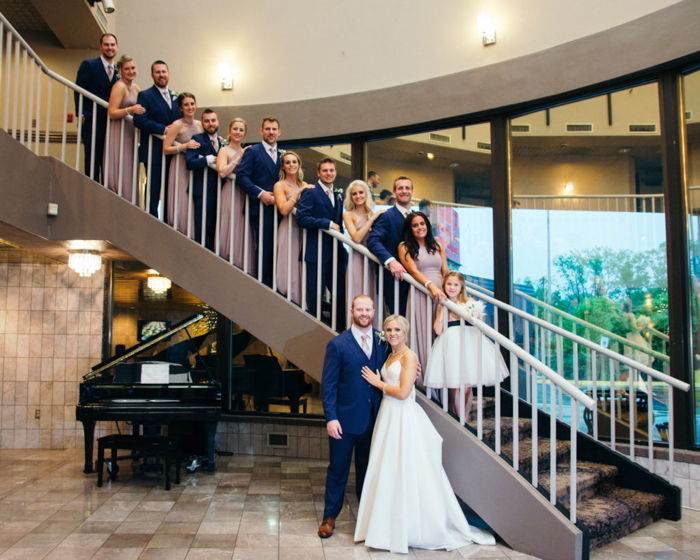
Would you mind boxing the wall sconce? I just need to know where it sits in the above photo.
[426,152,435,160]
[218,62,234,91]
[564,181,575,194]
[477,12,496,46]
[68,250,102,277]
[147,269,172,294]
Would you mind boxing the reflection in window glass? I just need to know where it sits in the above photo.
[366,125,494,321]
[682,69,700,445]
[510,83,670,443]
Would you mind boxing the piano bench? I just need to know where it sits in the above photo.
[96,434,181,490]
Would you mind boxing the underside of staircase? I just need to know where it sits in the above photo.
[0,130,682,560]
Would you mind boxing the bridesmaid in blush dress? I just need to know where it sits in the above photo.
[162,92,202,234]
[399,211,447,379]
[103,55,145,203]
[273,151,311,304]
[216,118,253,268]
[342,180,384,303]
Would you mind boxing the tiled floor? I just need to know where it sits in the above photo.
[0,449,698,559]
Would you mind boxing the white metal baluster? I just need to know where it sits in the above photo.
[456,315,464,420]
[159,149,166,220]
[409,285,415,352]
[609,358,616,452]
[393,277,399,315]
[524,320,531,403]
[244,197,251,274]
[315,230,322,320]
[0,24,4,127]
[629,367,636,461]
[60,87,68,162]
[301,229,307,311]
[476,328,483,440]
[75,95,83,169]
[570,400,579,522]
[28,61,36,151]
[531,366,538,485]
[286,209,292,300]
[117,120,125,195]
[145,134,153,213]
[132,127,139,206]
[11,40,19,138]
[257,200,265,283]
[362,254,368,294]
[331,237,338,331]
[509,313,519,469]
[89,108,97,179]
[668,392,675,484]
[172,156,180,230]
[43,76,51,156]
[377,269,384,327]
[229,179,235,265]
[647,374,654,472]
[189,169,195,240]
[19,48,27,144]
[591,350,598,440]
[550,382,557,505]
[215,176,221,256]
[272,205,278,290]
[556,335,563,420]
[2,31,10,132]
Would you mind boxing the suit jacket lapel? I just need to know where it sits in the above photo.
[316,181,335,212]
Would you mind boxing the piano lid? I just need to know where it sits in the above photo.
[83,313,212,381]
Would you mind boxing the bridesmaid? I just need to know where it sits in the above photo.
[398,211,447,378]
[342,180,383,301]
[216,118,252,267]
[104,55,145,202]
[163,92,202,234]
[273,151,311,304]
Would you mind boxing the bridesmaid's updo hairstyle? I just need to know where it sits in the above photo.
[115,54,133,73]
[278,151,305,186]
[383,314,410,340]
[343,180,375,213]
[176,92,196,108]
[401,211,440,260]
[442,271,468,304]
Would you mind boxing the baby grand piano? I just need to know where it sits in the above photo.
[76,313,222,474]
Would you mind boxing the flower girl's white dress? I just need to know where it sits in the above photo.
[425,300,510,389]
[353,360,496,554]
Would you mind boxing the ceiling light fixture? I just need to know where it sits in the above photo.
[68,250,102,277]
[147,270,172,294]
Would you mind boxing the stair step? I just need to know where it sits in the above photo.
[468,417,533,446]
[576,487,665,549]
[537,461,618,510]
[500,437,571,474]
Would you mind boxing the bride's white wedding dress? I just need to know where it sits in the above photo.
[354,360,496,554]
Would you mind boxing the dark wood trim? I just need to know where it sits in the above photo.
[491,116,512,342]
[658,70,695,449]
[350,138,365,181]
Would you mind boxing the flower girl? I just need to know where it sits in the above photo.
[424,272,510,420]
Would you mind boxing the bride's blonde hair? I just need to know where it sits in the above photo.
[383,314,410,339]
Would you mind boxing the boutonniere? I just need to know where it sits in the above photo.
[220,138,229,147]
[170,91,179,101]
[333,187,343,197]
[374,330,386,343]
[464,299,486,321]
[278,149,286,156]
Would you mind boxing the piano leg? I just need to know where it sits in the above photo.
[205,421,217,471]
[81,419,96,473]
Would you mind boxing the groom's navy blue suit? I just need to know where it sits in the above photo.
[322,329,388,520]
[236,143,282,287]
[367,205,409,316]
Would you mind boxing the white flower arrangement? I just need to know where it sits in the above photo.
[463,298,485,321]
[374,330,386,343]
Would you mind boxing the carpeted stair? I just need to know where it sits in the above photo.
[466,397,666,550]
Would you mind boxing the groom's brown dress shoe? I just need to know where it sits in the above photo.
[318,517,335,538]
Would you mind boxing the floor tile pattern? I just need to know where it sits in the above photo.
[0,449,697,559]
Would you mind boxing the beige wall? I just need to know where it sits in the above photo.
[367,158,456,203]
[105,0,678,107]
[512,155,635,197]
[0,250,104,449]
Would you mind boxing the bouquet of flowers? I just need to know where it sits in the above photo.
[463,298,486,321]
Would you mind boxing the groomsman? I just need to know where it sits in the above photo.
[318,295,387,538]
[367,176,414,315]
[236,116,282,287]
[74,33,119,182]
[186,109,222,250]
[133,60,182,217]
[296,158,348,329]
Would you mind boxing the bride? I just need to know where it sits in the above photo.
[355,314,496,554]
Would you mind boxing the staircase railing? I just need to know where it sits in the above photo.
[513,193,665,213]
[0,10,691,526]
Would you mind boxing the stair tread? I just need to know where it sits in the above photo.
[537,461,618,493]
[576,487,665,549]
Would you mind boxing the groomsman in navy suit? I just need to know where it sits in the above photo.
[318,295,388,538]
[296,158,348,329]
[186,109,222,250]
[236,116,283,287]
[133,60,182,217]
[367,176,414,315]
[74,33,119,182]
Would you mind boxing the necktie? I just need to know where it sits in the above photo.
[163,90,172,108]
[269,147,276,162]
[361,334,371,358]
[212,137,219,152]
[106,64,113,80]
[326,187,334,206]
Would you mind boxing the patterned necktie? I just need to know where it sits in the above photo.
[162,90,172,108]
[212,137,219,152]
[326,187,334,207]
[107,64,113,80]
[269,146,276,162]
[361,334,371,358]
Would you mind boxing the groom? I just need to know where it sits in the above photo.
[318,295,388,538]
